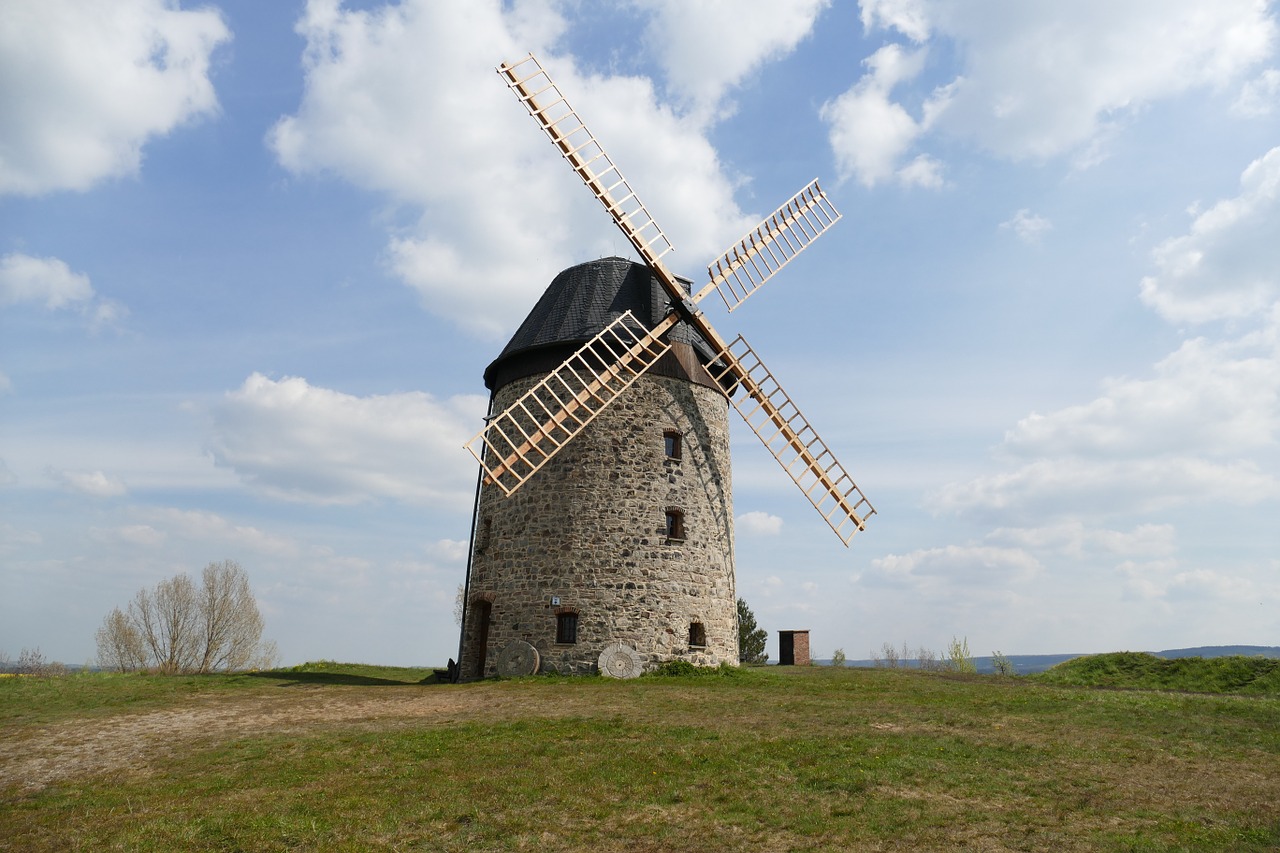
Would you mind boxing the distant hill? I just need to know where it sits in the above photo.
[820,645,1280,675]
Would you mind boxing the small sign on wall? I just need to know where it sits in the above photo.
[551,596,560,606]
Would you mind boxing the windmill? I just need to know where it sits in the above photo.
[456,54,874,679]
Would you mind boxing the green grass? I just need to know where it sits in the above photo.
[1034,651,1280,694]
[2,662,1278,851]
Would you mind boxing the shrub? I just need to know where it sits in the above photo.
[831,648,846,667]
[948,636,977,674]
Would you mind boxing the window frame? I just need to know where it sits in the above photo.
[663,430,682,460]
[664,508,686,541]
[688,621,707,648]
[555,611,579,645]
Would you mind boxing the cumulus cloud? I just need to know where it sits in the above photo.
[1117,560,1259,604]
[736,510,783,535]
[0,0,230,195]
[934,309,1280,521]
[1140,146,1280,324]
[636,0,829,120]
[1000,209,1052,244]
[1004,334,1280,459]
[270,0,762,337]
[208,373,485,507]
[139,507,300,558]
[834,0,1277,177]
[861,545,1041,594]
[1233,68,1280,117]
[0,253,126,328]
[986,521,1176,559]
[46,467,128,497]
[0,253,92,309]
[820,44,949,186]
[936,456,1277,519]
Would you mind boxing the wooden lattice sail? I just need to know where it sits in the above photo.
[482,52,876,545]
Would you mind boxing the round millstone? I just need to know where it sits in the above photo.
[598,643,643,679]
[495,640,540,676]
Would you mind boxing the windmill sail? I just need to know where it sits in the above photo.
[466,311,676,495]
[498,55,675,272]
[695,180,842,312]
[489,52,875,544]
[708,336,875,545]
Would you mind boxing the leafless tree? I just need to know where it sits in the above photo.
[196,560,265,672]
[17,646,65,677]
[132,573,200,673]
[94,560,273,674]
[95,607,148,672]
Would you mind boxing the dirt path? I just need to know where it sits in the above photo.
[0,684,592,794]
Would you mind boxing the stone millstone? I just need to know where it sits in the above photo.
[495,640,540,676]
[598,643,643,679]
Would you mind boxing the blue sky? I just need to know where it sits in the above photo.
[3,0,1278,667]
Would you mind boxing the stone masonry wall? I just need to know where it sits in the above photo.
[459,370,737,678]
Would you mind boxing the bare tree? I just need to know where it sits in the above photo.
[95,607,148,672]
[196,560,264,673]
[95,560,273,674]
[132,573,200,673]
[17,647,65,677]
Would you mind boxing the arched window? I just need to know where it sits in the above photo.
[556,611,578,644]
[663,429,682,460]
[664,508,685,541]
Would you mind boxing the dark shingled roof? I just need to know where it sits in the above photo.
[483,257,717,391]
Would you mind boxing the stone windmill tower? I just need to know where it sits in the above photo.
[457,55,875,680]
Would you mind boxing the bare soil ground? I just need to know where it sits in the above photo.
[0,683,596,793]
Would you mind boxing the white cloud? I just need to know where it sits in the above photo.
[1004,334,1280,459]
[46,468,127,498]
[144,507,300,558]
[1140,146,1280,324]
[1233,68,1280,117]
[736,510,783,535]
[0,0,230,195]
[860,0,931,43]
[1117,560,1259,605]
[896,154,946,188]
[430,538,469,563]
[844,0,1277,172]
[90,524,166,548]
[935,456,1277,519]
[636,0,829,120]
[208,373,485,507]
[986,521,1176,559]
[862,545,1041,593]
[271,0,760,337]
[820,44,940,186]
[0,253,93,309]
[934,310,1280,521]
[0,253,125,328]
[1000,209,1052,244]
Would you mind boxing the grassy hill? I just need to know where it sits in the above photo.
[2,661,1278,851]
[1033,651,1280,694]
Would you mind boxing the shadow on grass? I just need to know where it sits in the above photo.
[244,671,446,688]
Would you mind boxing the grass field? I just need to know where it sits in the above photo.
[2,658,1278,851]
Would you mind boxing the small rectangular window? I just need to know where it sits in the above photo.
[665,509,685,541]
[664,430,682,460]
[556,612,578,644]
[688,622,706,648]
